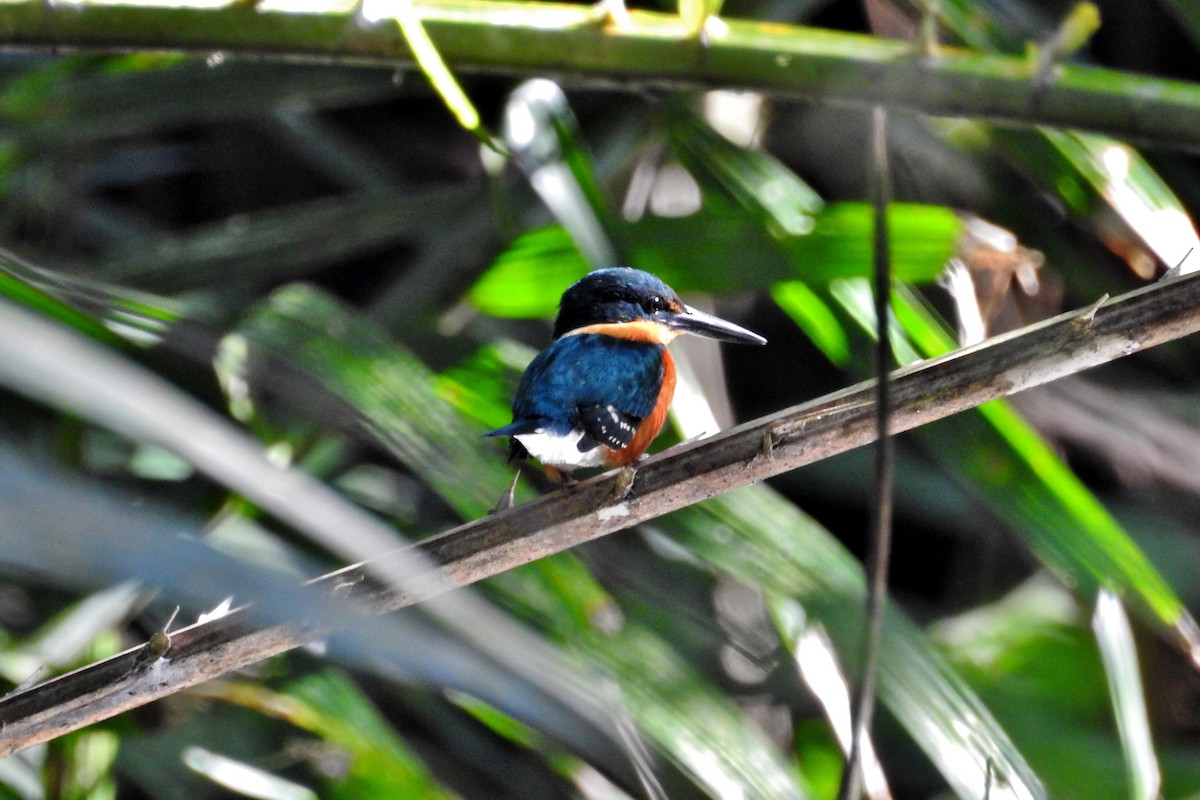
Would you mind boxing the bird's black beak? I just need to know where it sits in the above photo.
[661,305,767,345]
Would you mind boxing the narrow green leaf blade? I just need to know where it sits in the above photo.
[662,487,1047,800]
[0,262,124,346]
[583,626,811,800]
[667,106,823,237]
[284,670,460,799]
[890,285,1193,638]
[771,280,851,365]
[234,284,522,519]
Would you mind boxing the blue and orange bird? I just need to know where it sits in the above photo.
[486,268,766,487]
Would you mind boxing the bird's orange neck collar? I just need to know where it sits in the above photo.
[563,320,678,345]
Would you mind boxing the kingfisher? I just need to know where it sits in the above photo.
[486,267,766,488]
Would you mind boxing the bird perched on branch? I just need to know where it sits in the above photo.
[486,268,765,493]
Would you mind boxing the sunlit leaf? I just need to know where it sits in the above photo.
[668,106,823,238]
[1092,591,1161,800]
[912,0,1200,277]
[471,204,961,318]
[504,79,619,269]
[929,576,1121,800]
[1035,129,1199,272]
[829,278,920,364]
[772,608,890,800]
[184,746,318,800]
[771,280,851,365]
[468,226,588,318]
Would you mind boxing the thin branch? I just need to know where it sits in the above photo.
[3,269,1200,753]
[840,105,894,800]
[2,2,1200,151]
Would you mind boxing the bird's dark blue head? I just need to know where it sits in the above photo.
[552,267,767,346]
[553,268,679,337]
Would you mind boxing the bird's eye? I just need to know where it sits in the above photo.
[648,295,666,311]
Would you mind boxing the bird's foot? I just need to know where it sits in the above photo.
[489,471,521,515]
[544,465,578,488]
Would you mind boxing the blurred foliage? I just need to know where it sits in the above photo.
[1,1,1200,799]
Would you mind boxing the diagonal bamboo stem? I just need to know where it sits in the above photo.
[3,269,1200,755]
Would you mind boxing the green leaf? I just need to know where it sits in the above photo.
[435,339,537,431]
[930,577,1124,800]
[667,106,824,237]
[0,255,187,350]
[663,486,1047,800]
[55,728,120,800]
[0,265,123,347]
[7,58,400,145]
[283,671,459,799]
[930,577,1108,720]
[233,284,526,519]
[925,0,1199,273]
[471,204,961,318]
[1039,129,1199,268]
[101,190,471,291]
[771,280,851,365]
[888,285,1192,636]
[583,625,811,800]
[468,226,588,318]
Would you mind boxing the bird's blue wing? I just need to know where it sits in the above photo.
[508,334,664,439]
